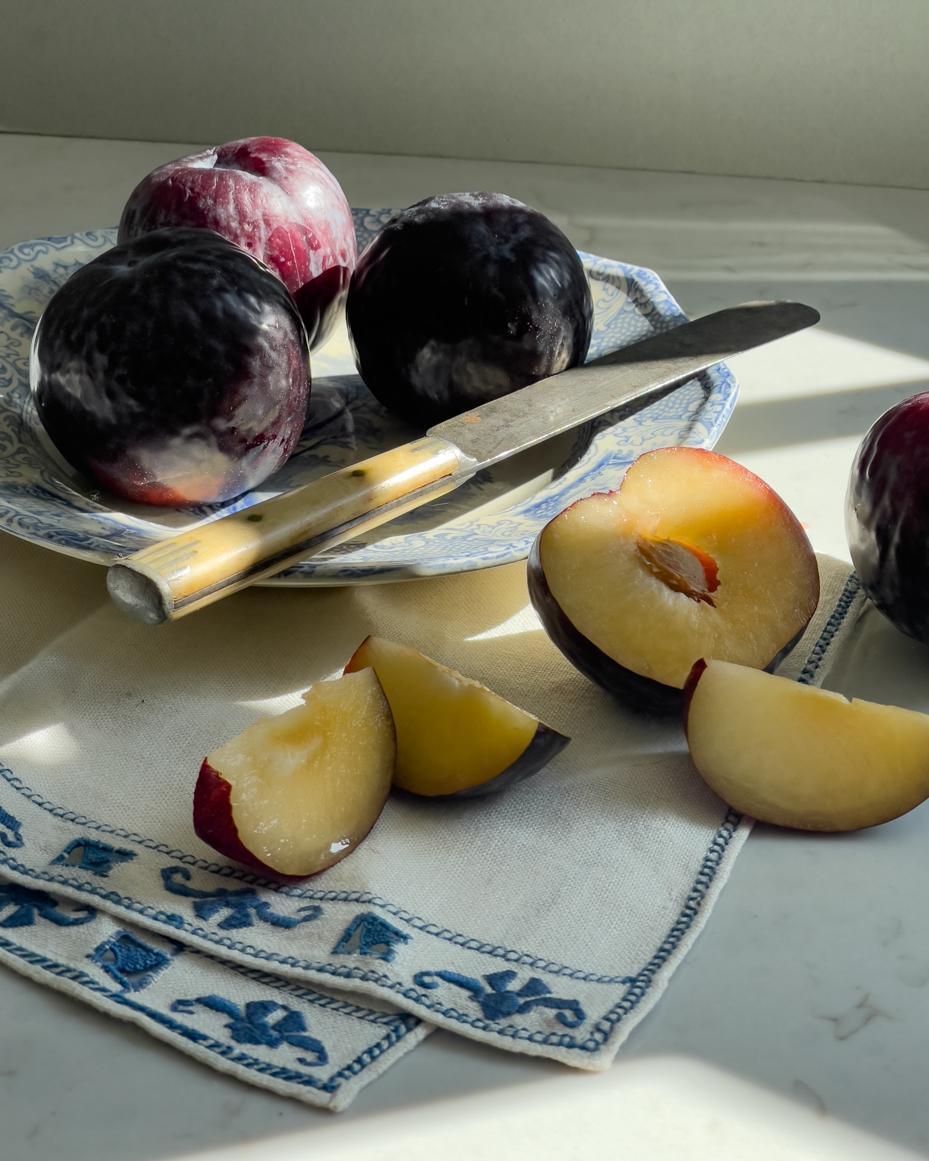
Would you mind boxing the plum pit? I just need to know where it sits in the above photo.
[636,536,720,606]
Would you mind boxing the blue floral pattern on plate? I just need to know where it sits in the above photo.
[0,211,739,585]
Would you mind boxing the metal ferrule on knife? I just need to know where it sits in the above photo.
[106,300,820,624]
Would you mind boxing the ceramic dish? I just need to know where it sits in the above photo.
[0,209,739,584]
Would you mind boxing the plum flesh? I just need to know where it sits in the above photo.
[527,538,685,715]
[346,192,593,427]
[846,393,929,642]
[32,227,310,507]
[344,635,570,796]
[194,670,395,879]
[684,658,929,831]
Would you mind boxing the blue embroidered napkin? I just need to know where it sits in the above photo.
[0,550,863,1109]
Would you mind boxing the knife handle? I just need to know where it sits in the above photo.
[106,436,468,624]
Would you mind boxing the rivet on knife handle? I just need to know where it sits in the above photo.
[107,437,468,624]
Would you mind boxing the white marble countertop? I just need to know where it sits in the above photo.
[3,132,929,1160]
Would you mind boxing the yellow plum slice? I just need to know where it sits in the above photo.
[685,659,929,831]
[344,636,568,797]
[529,446,820,712]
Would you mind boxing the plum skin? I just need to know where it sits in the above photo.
[846,393,929,642]
[32,227,310,507]
[346,192,593,427]
[682,658,709,739]
[193,760,278,877]
[118,136,356,350]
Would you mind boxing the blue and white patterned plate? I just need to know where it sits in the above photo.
[0,210,739,585]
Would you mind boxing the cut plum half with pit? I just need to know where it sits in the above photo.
[194,669,395,878]
[344,636,569,797]
[528,447,820,713]
[684,659,929,831]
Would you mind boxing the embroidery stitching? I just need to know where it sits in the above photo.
[798,572,863,685]
[1,760,748,982]
[0,804,743,1049]
[0,879,95,927]
[171,995,328,1066]
[51,838,136,877]
[333,912,410,962]
[0,805,23,849]
[0,561,850,1057]
[89,930,175,991]
[413,969,587,1027]
[0,933,419,1093]
[161,867,323,930]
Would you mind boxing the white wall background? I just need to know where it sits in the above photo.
[2,0,928,188]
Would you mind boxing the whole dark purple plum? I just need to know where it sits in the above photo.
[31,227,310,507]
[346,192,593,427]
[846,393,929,641]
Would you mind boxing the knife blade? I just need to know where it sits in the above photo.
[106,299,819,624]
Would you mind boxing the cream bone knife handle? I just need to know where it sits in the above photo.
[106,436,470,624]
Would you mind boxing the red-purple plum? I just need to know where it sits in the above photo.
[846,393,929,642]
[118,137,355,350]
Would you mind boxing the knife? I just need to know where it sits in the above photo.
[106,300,819,624]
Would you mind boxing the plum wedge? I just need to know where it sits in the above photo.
[344,636,569,797]
[194,669,395,877]
[684,659,929,831]
[529,447,820,712]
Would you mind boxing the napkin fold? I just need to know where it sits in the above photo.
[0,551,864,1109]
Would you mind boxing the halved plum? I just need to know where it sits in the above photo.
[344,636,569,797]
[528,447,820,713]
[194,669,395,877]
[685,659,929,831]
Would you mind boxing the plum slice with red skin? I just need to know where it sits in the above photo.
[193,669,395,878]
[194,759,291,878]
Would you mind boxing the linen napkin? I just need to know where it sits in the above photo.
[0,545,864,1110]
